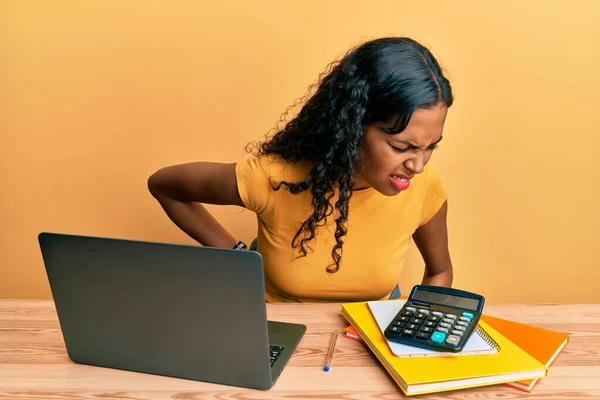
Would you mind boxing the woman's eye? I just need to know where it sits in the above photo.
[389,141,440,153]
[391,145,410,153]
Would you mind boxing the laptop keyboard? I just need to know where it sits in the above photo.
[269,345,285,367]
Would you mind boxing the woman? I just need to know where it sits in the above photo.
[148,37,454,302]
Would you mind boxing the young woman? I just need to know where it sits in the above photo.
[148,37,454,302]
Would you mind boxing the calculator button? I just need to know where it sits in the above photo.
[401,310,413,317]
[427,315,440,322]
[451,330,464,336]
[462,312,474,319]
[417,309,429,315]
[424,321,437,328]
[399,316,410,322]
[419,326,433,333]
[411,318,423,325]
[442,318,455,324]
[436,327,449,333]
[431,331,446,344]
[459,316,471,322]
[446,335,461,346]
[432,311,444,317]
[456,321,469,327]
[406,307,416,312]
[439,322,452,329]
[445,314,458,320]
[416,313,427,320]
[408,324,419,330]
[454,325,466,331]
[402,328,416,336]
[389,326,402,333]
[416,331,430,340]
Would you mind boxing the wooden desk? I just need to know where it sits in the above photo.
[1,300,599,399]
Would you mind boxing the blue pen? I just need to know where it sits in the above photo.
[323,330,342,371]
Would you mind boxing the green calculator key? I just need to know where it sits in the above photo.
[430,331,446,344]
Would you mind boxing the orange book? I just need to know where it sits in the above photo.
[344,325,364,342]
[481,314,569,392]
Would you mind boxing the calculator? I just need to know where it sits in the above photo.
[383,285,485,353]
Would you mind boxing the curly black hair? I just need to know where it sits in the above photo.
[250,37,453,273]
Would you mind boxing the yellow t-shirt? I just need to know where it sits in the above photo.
[235,155,447,303]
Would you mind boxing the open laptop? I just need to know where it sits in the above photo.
[38,232,306,390]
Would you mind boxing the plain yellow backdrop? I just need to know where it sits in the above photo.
[1,0,599,302]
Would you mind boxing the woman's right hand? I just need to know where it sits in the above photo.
[147,162,245,248]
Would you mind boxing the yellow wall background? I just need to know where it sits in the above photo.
[1,0,599,302]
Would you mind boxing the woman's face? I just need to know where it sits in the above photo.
[355,104,448,196]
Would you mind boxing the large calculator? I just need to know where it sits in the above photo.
[384,285,485,353]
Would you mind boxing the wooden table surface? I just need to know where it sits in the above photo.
[1,300,599,399]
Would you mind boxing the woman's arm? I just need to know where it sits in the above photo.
[412,200,454,287]
[147,162,244,248]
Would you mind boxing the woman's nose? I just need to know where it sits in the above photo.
[404,152,425,174]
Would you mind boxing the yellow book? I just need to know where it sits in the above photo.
[341,301,547,396]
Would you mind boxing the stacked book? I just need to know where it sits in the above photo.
[341,299,569,396]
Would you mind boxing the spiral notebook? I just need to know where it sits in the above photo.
[367,300,499,357]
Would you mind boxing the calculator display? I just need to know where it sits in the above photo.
[412,289,480,311]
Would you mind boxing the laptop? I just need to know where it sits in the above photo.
[37,232,306,390]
